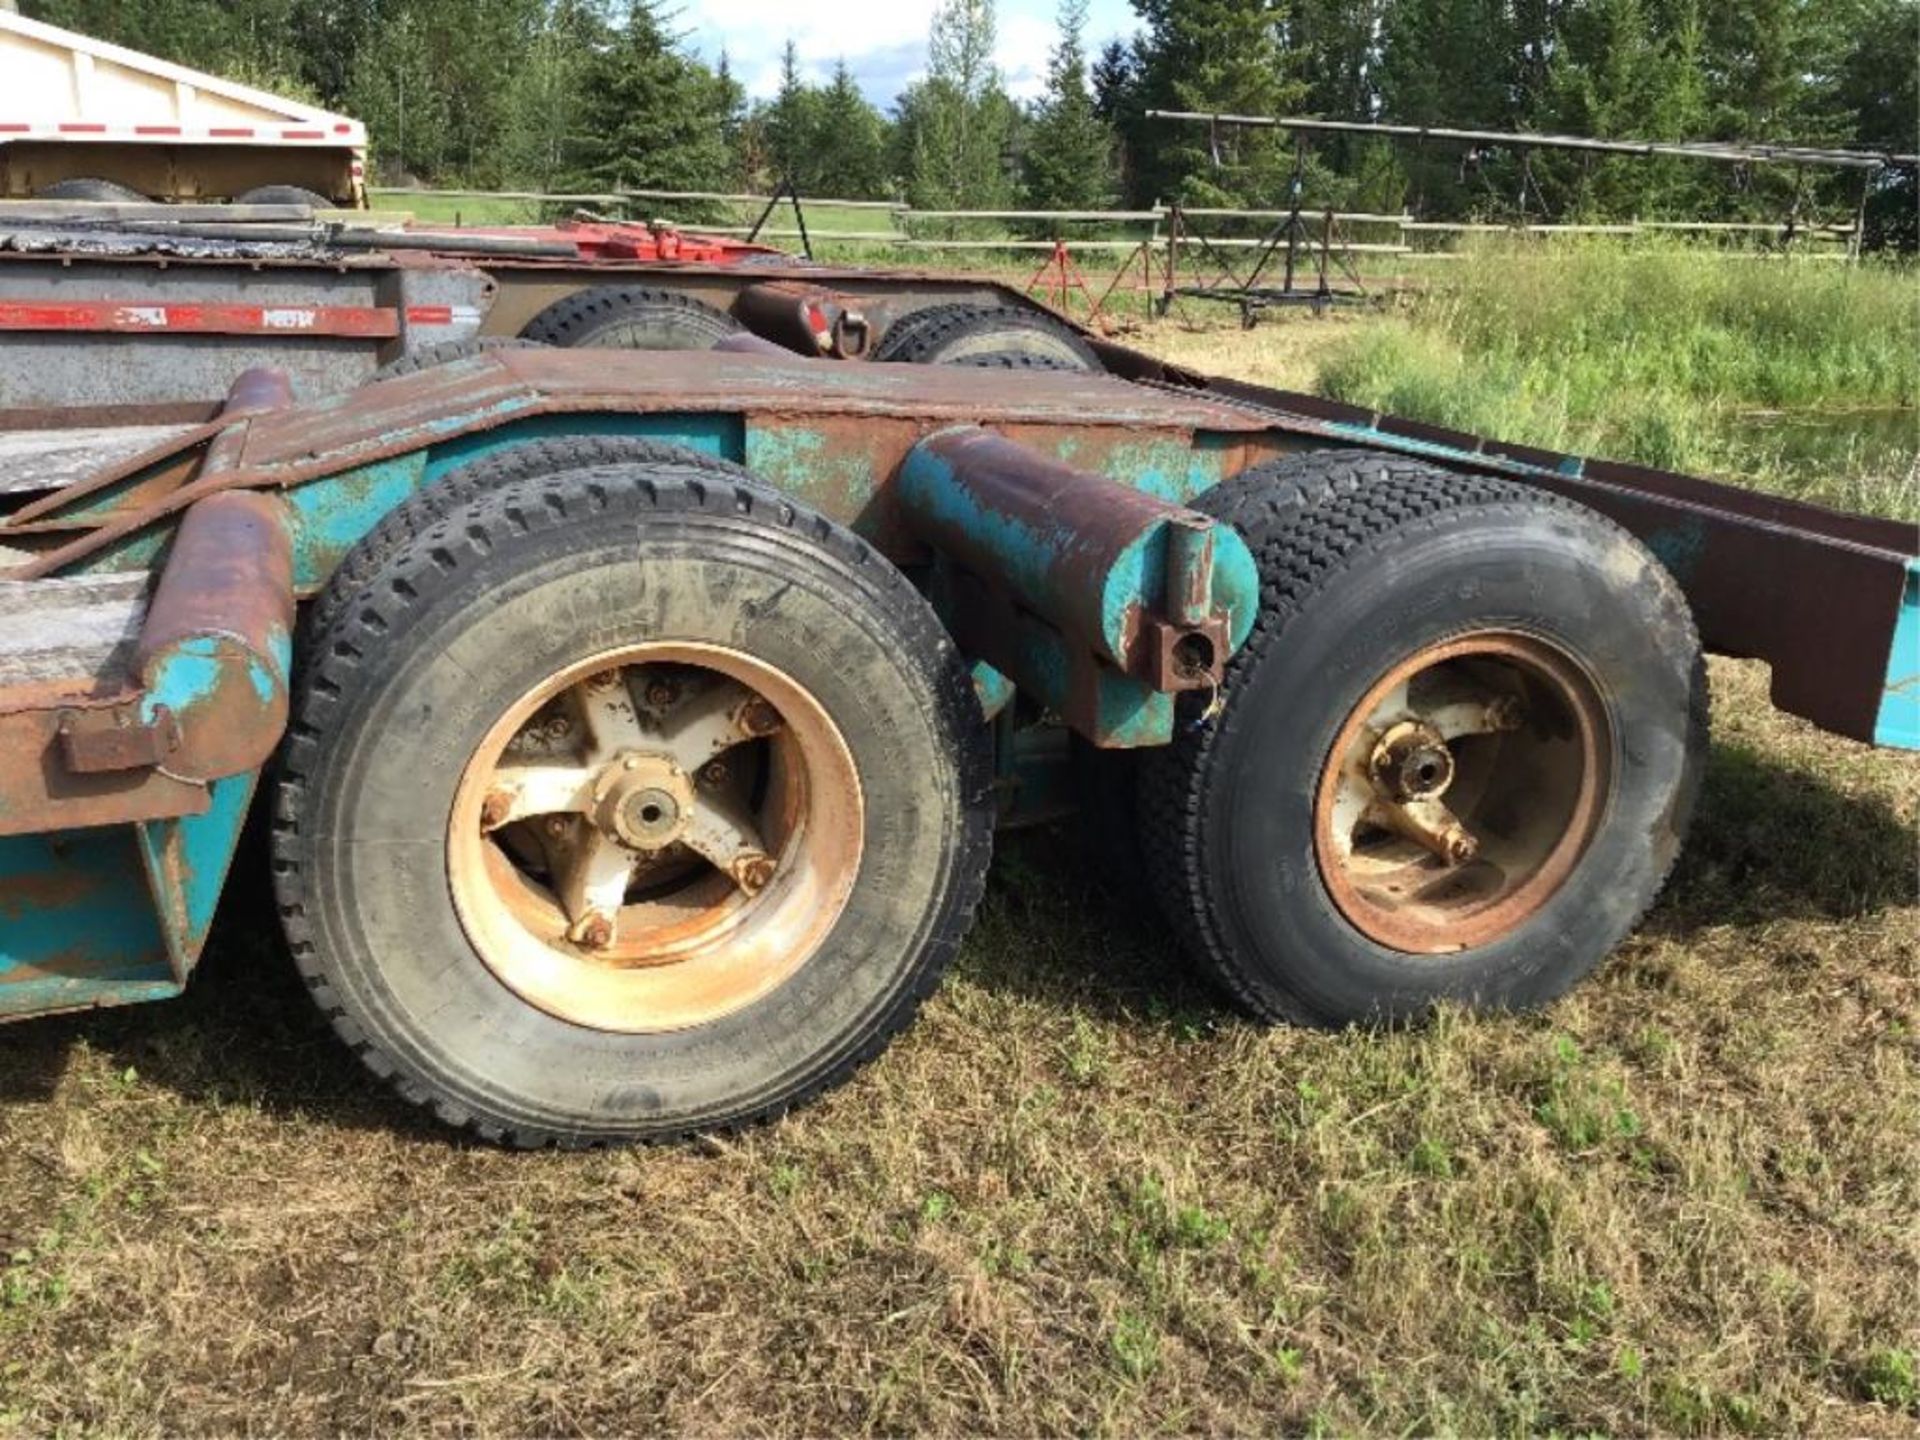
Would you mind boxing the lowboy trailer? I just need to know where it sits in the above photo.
[0,344,1914,1146]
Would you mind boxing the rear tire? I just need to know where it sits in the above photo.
[1140,466,1706,1027]
[276,461,993,1145]
[234,185,332,208]
[366,335,549,382]
[303,435,734,642]
[34,177,147,203]
[518,286,741,350]
[872,303,1101,371]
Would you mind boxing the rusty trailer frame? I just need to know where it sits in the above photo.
[0,343,1913,1027]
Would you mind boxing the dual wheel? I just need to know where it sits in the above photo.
[279,444,1702,1145]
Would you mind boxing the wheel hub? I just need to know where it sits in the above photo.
[591,753,693,850]
[1313,631,1610,955]
[447,643,864,1033]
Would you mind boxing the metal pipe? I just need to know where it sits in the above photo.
[1145,110,1917,170]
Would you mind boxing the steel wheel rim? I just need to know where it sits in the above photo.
[448,642,864,1033]
[1312,631,1611,955]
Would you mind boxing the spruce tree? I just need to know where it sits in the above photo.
[1021,0,1116,212]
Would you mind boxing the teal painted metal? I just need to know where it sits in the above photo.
[280,414,743,595]
[1874,560,1920,749]
[0,828,177,1018]
[137,770,262,973]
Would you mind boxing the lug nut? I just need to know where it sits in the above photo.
[699,759,729,787]
[546,816,568,837]
[733,854,777,894]
[480,790,511,828]
[1444,828,1479,866]
[738,698,782,736]
[645,680,679,709]
[573,913,615,949]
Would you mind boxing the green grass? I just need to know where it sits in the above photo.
[1309,241,1920,517]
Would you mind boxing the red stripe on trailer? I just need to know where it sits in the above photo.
[404,305,455,324]
[0,123,31,133]
[282,129,324,140]
[209,127,253,138]
[0,301,399,338]
[134,125,182,135]
[334,122,353,134]
[57,123,106,133]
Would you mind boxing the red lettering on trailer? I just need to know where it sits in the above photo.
[0,301,400,338]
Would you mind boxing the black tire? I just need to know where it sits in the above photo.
[1139,466,1706,1027]
[872,303,1102,372]
[518,285,741,349]
[949,349,1079,371]
[276,460,994,1146]
[303,434,736,643]
[34,177,148,203]
[1193,448,1407,539]
[365,335,550,383]
[234,185,333,208]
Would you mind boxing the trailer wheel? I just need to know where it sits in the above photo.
[518,286,742,350]
[365,335,550,382]
[949,350,1079,371]
[872,303,1101,371]
[1194,448,1414,540]
[1139,467,1706,1027]
[34,177,147,203]
[276,460,993,1146]
[303,435,736,642]
[234,185,332,208]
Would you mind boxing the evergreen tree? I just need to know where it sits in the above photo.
[564,2,733,196]
[1021,0,1115,212]
[763,40,824,192]
[898,0,1015,210]
[1128,0,1306,207]
[813,61,892,199]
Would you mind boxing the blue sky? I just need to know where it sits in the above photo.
[681,0,1139,110]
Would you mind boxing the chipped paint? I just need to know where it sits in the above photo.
[1873,561,1920,749]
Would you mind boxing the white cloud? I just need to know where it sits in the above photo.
[681,0,1136,107]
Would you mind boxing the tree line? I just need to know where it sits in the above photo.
[21,0,1918,244]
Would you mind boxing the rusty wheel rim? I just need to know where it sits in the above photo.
[448,643,864,1032]
[1312,631,1610,955]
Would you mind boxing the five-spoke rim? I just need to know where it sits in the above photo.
[447,642,863,1032]
[1312,631,1611,954]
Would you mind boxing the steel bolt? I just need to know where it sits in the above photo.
[734,854,777,894]
[645,680,679,709]
[1444,828,1479,866]
[739,697,782,736]
[543,716,573,740]
[575,913,615,949]
[699,759,729,787]
[480,791,511,829]
[546,816,569,837]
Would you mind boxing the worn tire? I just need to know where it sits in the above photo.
[303,435,736,644]
[276,460,994,1146]
[872,303,1102,371]
[1194,447,1411,540]
[234,184,333,208]
[1140,466,1706,1027]
[950,349,1080,371]
[518,285,741,349]
[34,177,147,203]
[366,335,550,383]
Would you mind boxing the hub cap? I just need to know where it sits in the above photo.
[448,643,863,1032]
[1312,632,1610,954]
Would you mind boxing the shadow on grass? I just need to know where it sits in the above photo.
[3,736,1908,1136]
[1645,739,1918,935]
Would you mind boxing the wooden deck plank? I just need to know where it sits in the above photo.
[0,425,199,497]
[0,572,149,687]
